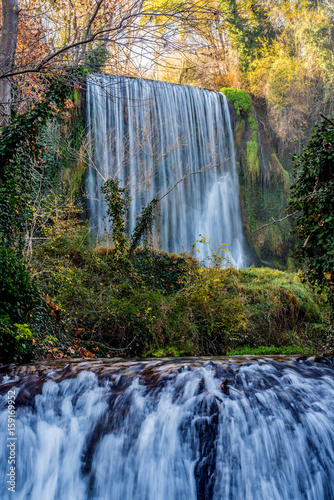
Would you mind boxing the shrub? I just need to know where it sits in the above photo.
[0,317,35,364]
[0,247,38,322]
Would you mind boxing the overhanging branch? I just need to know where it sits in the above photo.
[253,212,298,233]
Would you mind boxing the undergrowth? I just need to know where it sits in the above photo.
[12,224,330,362]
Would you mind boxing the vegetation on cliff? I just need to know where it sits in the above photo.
[221,88,293,267]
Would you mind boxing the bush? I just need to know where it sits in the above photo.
[0,247,38,322]
[0,247,60,363]
[0,317,35,364]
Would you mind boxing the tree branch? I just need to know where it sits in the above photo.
[0,5,225,80]
[319,113,334,126]
[158,158,232,202]
[253,211,298,233]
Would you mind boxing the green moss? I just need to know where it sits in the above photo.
[265,225,284,255]
[220,88,252,115]
[246,140,259,180]
[251,130,257,141]
[228,345,311,356]
[62,159,87,198]
[231,97,294,265]
[248,114,257,131]
[234,119,245,147]
[271,153,290,192]
[144,342,195,357]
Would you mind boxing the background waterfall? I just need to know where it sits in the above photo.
[1,357,334,500]
[86,76,248,268]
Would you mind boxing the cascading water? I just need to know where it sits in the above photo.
[86,76,247,268]
[1,357,334,500]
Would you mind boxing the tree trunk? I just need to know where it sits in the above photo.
[0,0,19,126]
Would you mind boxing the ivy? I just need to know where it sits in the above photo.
[101,178,132,257]
[0,75,76,251]
[129,197,159,255]
[0,70,85,361]
[102,178,160,258]
[288,118,334,311]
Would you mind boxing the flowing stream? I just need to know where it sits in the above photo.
[1,357,334,499]
[86,76,247,267]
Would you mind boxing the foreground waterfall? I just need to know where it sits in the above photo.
[86,76,247,268]
[1,357,334,499]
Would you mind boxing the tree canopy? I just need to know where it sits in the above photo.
[0,0,221,123]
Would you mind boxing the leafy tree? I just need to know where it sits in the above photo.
[288,117,334,313]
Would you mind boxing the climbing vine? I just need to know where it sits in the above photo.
[0,71,82,362]
[288,117,334,311]
[101,178,132,257]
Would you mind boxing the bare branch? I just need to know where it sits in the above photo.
[158,158,232,202]
[253,212,298,233]
[320,113,334,126]
[0,2,224,80]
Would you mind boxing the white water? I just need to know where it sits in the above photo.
[1,358,334,499]
[86,76,247,268]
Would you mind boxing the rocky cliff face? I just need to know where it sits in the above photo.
[222,89,295,269]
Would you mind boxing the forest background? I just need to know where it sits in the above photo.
[0,0,333,362]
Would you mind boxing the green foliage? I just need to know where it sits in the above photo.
[31,226,331,358]
[129,197,159,255]
[0,77,73,174]
[0,73,80,251]
[221,0,275,73]
[0,245,66,362]
[0,247,39,363]
[132,248,191,294]
[220,88,252,115]
[234,266,329,348]
[0,317,35,364]
[0,71,86,363]
[144,343,195,358]
[175,267,248,354]
[101,178,131,257]
[0,247,38,322]
[288,118,334,311]
[248,115,257,133]
[191,235,230,269]
[102,178,160,258]
[234,119,245,148]
[233,106,292,265]
[83,45,109,73]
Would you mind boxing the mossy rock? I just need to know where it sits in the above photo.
[220,88,252,115]
[223,89,294,267]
